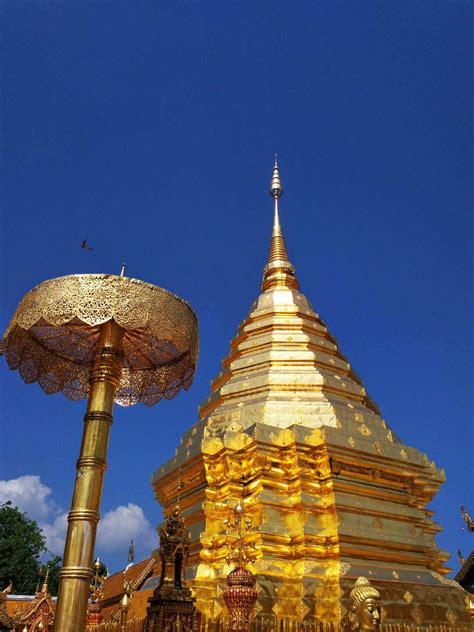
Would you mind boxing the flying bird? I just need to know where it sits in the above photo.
[81,238,94,251]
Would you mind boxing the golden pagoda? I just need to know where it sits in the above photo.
[152,160,471,625]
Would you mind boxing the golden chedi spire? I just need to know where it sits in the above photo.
[152,162,470,624]
[262,157,298,291]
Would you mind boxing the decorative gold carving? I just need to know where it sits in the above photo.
[0,582,17,630]
[465,594,474,618]
[411,605,423,625]
[358,424,371,436]
[403,590,413,603]
[446,608,457,625]
[224,501,259,567]
[1,274,198,406]
[296,602,310,619]
[430,571,443,583]
[461,503,474,531]
[372,517,383,531]
[252,600,263,617]
[224,453,271,483]
[373,442,383,455]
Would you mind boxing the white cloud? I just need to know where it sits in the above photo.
[40,513,68,556]
[0,476,158,562]
[0,475,57,522]
[97,504,158,553]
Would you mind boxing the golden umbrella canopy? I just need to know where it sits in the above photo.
[1,273,199,405]
[1,271,199,632]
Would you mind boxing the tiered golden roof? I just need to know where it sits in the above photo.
[152,161,471,625]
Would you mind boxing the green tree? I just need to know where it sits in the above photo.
[0,501,61,595]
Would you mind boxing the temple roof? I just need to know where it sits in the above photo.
[99,557,160,621]
[0,588,16,631]
[455,550,474,587]
[8,572,56,628]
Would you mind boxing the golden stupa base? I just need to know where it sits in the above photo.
[154,421,472,625]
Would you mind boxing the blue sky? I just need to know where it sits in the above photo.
[0,2,472,574]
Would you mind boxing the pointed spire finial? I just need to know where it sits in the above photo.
[2,581,12,596]
[262,157,299,292]
[176,468,183,508]
[128,540,134,565]
[269,155,283,200]
[41,566,49,593]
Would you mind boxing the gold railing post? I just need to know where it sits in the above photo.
[54,320,125,632]
[119,592,130,632]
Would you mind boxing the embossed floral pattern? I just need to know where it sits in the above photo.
[1,274,199,406]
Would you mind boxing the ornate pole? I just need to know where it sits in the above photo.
[54,320,125,632]
[1,272,198,632]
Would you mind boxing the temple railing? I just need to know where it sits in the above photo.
[87,615,472,632]
[199,617,472,632]
[87,616,146,632]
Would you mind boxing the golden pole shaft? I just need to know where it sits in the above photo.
[53,320,125,632]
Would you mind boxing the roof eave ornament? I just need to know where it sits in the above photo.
[262,156,299,292]
[461,504,474,532]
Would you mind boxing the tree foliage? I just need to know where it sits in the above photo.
[0,502,61,595]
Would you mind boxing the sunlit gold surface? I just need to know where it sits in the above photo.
[152,163,471,624]
[1,274,198,406]
[53,320,124,632]
[263,158,297,292]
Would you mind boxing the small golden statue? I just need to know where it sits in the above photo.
[348,577,382,630]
